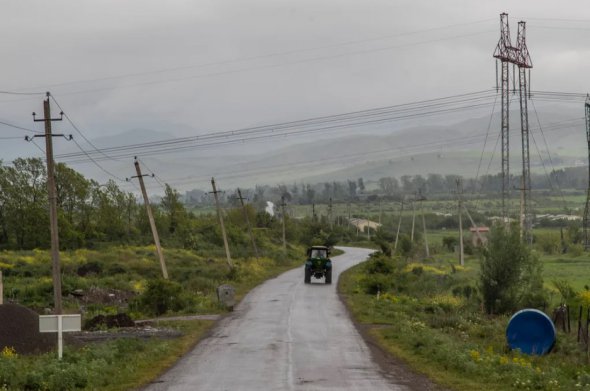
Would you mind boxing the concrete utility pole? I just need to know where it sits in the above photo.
[463,204,484,244]
[237,188,259,258]
[421,201,430,258]
[411,198,416,242]
[394,201,403,252]
[211,178,233,269]
[328,198,333,229]
[456,178,465,266]
[584,95,590,249]
[280,196,287,252]
[130,159,168,279]
[30,93,69,314]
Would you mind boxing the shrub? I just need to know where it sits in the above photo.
[136,279,185,316]
[442,236,458,251]
[365,253,394,274]
[479,224,544,314]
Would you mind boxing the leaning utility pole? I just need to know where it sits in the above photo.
[410,197,416,242]
[30,93,69,314]
[130,159,168,279]
[280,196,287,252]
[420,200,430,258]
[394,201,403,252]
[211,178,233,269]
[584,94,590,249]
[237,188,259,258]
[456,178,465,266]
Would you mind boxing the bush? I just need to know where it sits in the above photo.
[442,236,458,252]
[360,274,393,294]
[479,224,544,314]
[136,279,185,316]
[365,253,394,274]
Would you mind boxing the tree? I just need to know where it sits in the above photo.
[160,184,187,234]
[347,180,357,199]
[480,225,545,314]
[357,178,365,193]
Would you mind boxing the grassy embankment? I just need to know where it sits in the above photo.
[0,244,303,390]
[339,251,590,391]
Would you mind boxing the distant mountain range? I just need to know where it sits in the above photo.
[43,104,588,195]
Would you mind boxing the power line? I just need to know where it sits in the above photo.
[137,158,167,190]
[134,117,582,190]
[49,95,121,162]
[70,137,126,182]
[18,19,495,94]
[0,119,42,134]
[56,90,499,162]
[37,30,497,98]
[0,90,46,96]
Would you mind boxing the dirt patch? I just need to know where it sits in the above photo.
[0,304,56,354]
[85,313,135,330]
[72,286,135,306]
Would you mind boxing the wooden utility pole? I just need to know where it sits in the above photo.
[463,205,484,244]
[237,188,259,258]
[132,159,168,279]
[421,201,430,257]
[31,93,68,314]
[328,198,333,229]
[211,178,233,269]
[394,201,403,251]
[411,199,416,242]
[456,178,465,266]
[281,196,287,252]
[312,203,317,221]
[367,219,371,241]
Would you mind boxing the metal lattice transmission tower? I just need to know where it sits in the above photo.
[493,13,533,242]
[584,94,590,249]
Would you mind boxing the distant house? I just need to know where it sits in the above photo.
[469,226,490,247]
[349,218,382,232]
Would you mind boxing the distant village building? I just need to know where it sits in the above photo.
[470,226,490,247]
[348,218,382,232]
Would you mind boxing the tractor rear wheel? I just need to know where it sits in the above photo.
[304,268,311,284]
[325,269,332,284]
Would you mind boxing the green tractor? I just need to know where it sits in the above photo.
[304,245,332,284]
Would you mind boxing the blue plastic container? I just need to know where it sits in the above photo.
[506,308,556,355]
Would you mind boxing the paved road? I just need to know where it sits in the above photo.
[145,247,410,391]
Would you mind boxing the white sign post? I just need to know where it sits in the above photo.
[39,314,81,359]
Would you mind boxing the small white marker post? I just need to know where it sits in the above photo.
[39,314,81,359]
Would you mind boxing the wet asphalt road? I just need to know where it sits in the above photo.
[144,247,408,391]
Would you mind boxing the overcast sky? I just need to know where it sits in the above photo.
[0,0,589,190]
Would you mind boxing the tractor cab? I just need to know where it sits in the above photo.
[304,245,332,284]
